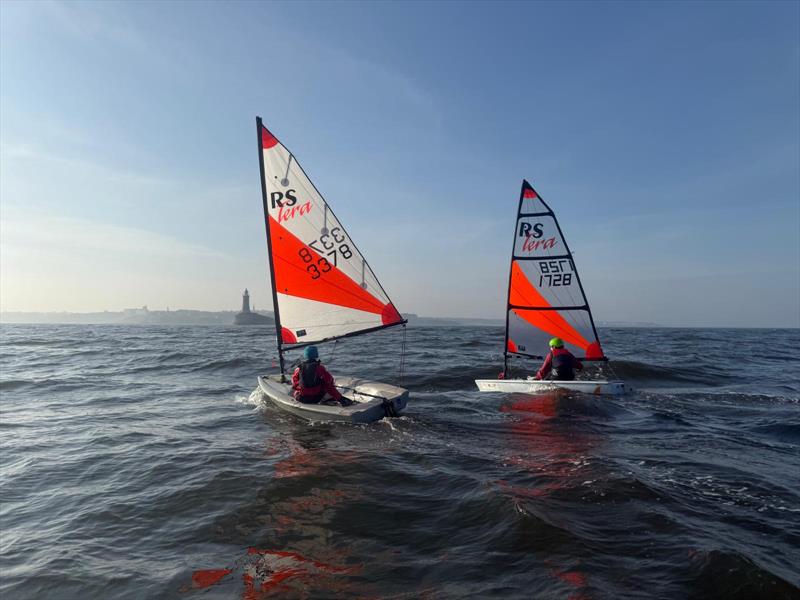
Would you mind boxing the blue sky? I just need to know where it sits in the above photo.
[1,0,798,326]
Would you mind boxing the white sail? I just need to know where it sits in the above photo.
[257,120,403,347]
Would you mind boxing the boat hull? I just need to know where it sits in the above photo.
[257,374,409,423]
[475,378,626,396]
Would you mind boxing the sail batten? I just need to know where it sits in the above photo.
[503,180,606,372]
[256,118,404,356]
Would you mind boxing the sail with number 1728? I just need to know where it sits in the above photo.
[476,179,625,396]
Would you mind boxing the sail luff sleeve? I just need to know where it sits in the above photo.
[502,181,528,375]
[256,117,286,377]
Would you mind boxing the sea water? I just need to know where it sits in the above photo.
[1,324,798,598]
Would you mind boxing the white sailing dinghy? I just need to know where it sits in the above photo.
[475,180,626,396]
[254,117,409,422]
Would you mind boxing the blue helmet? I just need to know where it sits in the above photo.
[303,345,319,361]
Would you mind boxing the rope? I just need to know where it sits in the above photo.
[605,358,621,381]
[397,324,407,385]
[328,338,338,367]
[335,384,398,417]
[336,385,389,401]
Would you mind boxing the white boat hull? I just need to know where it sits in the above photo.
[257,374,409,423]
[475,377,626,396]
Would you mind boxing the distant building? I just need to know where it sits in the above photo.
[234,289,272,325]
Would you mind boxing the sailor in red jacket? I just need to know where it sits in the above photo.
[535,337,583,381]
[291,345,345,405]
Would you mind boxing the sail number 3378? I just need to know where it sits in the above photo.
[298,227,353,279]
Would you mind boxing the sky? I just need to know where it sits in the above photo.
[1,0,798,327]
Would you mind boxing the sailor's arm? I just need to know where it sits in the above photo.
[535,354,552,380]
[320,367,343,400]
[291,367,300,390]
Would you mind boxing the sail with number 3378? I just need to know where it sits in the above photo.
[254,117,409,422]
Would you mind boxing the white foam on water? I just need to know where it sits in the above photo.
[234,389,268,412]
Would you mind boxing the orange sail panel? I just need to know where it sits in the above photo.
[269,217,388,316]
[509,261,591,350]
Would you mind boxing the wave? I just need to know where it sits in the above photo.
[0,376,94,393]
[404,364,504,392]
[402,357,733,393]
[749,422,800,444]
[608,360,730,386]
[189,357,254,373]
[686,549,799,598]
[0,379,32,392]
[0,338,84,348]
[153,350,195,362]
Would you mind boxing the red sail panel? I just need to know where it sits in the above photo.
[509,260,551,309]
[269,216,391,317]
[261,125,279,149]
[519,180,551,215]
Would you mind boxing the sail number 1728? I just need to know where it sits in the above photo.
[538,259,573,287]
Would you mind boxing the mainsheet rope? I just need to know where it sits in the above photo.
[397,324,407,386]
[328,338,338,367]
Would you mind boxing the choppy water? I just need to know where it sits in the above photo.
[1,324,799,599]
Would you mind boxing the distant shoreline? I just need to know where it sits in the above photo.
[3,310,794,328]
[0,308,798,329]
[0,310,655,328]
[0,309,259,326]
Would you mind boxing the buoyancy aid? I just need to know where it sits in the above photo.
[299,360,323,396]
[550,348,578,381]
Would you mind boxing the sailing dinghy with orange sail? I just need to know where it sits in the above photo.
[255,117,409,422]
[475,180,625,396]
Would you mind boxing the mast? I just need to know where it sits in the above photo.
[502,181,527,378]
[256,116,286,380]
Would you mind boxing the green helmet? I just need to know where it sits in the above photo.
[549,337,564,348]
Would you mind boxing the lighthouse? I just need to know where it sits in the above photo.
[234,289,272,325]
